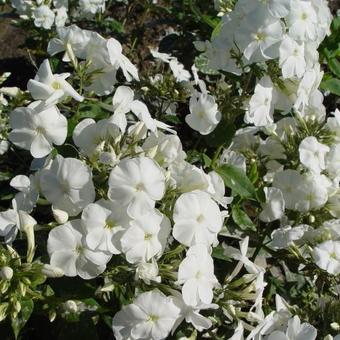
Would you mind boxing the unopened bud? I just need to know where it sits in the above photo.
[42,264,64,278]
[52,208,69,224]
[64,300,78,313]
[0,266,13,280]
[331,322,340,331]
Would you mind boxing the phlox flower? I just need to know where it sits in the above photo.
[259,187,285,222]
[135,258,161,284]
[40,155,95,216]
[169,161,210,193]
[10,174,39,213]
[142,131,186,167]
[172,190,223,247]
[48,24,92,62]
[33,5,55,29]
[235,7,283,62]
[79,0,105,16]
[185,91,221,135]
[47,219,111,279]
[120,210,170,264]
[245,76,277,127]
[110,86,157,133]
[268,315,317,340]
[73,118,120,157]
[326,144,340,179]
[312,240,340,275]
[299,136,329,174]
[27,59,83,105]
[108,157,165,218]
[279,36,306,79]
[81,200,130,255]
[9,101,67,158]
[270,225,309,249]
[171,290,218,333]
[287,0,318,41]
[177,244,219,306]
[112,290,180,340]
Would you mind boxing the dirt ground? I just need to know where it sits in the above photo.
[0,1,339,89]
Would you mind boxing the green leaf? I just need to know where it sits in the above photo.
[11,299,34,339]
[321,78,340,96]
[0,171,11,181]
[215,164,257,199]
[328,58,340,78]
[232,206,256,231]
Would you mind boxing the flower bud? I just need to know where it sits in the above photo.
[42,264,64,278]
[64,300,78,313]
[52,208,69,224]
[0,266,13,280]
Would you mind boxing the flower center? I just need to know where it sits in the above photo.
[196,214,205,223]
[330,252,337,259]
[135,183,145,192]
[75,245,83,254]
[105,219,118,229]
[144,233,153,241]
[301,12,308,20]
[148,314,159,322]
[36,126,45,135]
[255,32,266,41]
[52,81,62,90]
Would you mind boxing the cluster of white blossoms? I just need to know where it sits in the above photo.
[10,0,110,29]
[1,0,340,339]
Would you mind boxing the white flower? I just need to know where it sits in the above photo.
[267,0,290,18]
[108,157,165,218]
[223,237,262,282]
[268,315,317,340]
[121,210,170,264]
[299,136,329,174]
[279,36,306,79]
[326,144,340,179]
[33,5,55,30]
[55,7,68,27]
[110,86,156,133]
[79,0,105,16]
[10,174,39,212]
[287,1,318,41]
[173,190,223,247]
[81,200,130,254]
[73,118,120,157]
[270,225,309,249]
[40,155,95,216]
[312,240,340,275]
[142,131,185,167]
[171,291,218,333]
[235,7,283,62]
[259,187,285,222]
[273,170,305,210]
[185,92,221,135]
[177,244,219,306]
[9,101,67,158]
[169,161,209,193]
[112,290,180,340]
[107,38,139,82]
[245,76,277,127]
[27,59,83,105]
[47,219,111,279]
[135,258,161,284]
[0,201,36,260]
[48,24,92,62]
[169,59,191,82]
